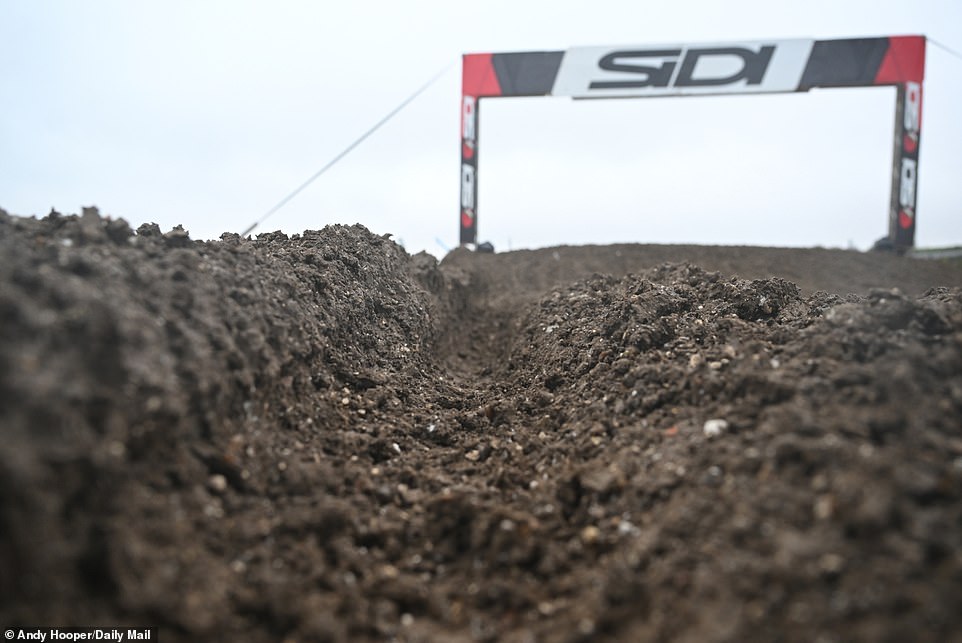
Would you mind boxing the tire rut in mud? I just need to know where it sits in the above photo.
[2,208,962,642]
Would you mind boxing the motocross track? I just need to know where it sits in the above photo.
[2,207,962,642]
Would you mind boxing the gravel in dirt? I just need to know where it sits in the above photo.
[2,207,962,642]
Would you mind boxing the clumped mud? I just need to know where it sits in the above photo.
[2,207,962,642]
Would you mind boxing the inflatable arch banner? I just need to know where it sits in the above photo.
[459,36,926,250]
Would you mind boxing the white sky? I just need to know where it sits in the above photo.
[1,0,960,256]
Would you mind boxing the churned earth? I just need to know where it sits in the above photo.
[2,207,962,642]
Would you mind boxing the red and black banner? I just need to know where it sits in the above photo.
[460,36,925,248]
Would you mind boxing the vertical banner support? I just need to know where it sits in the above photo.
[889,82,922,251]
[460,91,479,245]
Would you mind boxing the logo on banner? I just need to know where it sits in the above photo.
[589,46,775,90]
[900,159,917,209]
[461,164,475,210]
[552,39,814,98]
[902,81,921,154]
[462,96,477,142]
[904,82,921,132]
[898,157,917,229]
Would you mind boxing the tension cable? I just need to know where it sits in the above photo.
[929,38,962,64]
[240,63,453,238]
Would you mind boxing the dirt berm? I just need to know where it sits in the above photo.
[2,207,962,642]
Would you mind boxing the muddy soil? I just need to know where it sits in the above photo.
[2,207,962,642]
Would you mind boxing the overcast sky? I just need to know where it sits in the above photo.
[2,1,960,256]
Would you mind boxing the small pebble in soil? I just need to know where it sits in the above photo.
[538,601,555,616]
[703,418,729,437]
[580,525,601,545]
[107,441,126,458]
[814,494,835,521]
[207,474,228,493]
[617,520,639,536]
[819,553,845,575]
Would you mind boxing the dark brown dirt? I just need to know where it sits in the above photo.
[2,207,962,642]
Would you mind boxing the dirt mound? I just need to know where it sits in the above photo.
[2,207,961,642]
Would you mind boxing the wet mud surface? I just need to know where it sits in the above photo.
[2,208,962,641]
